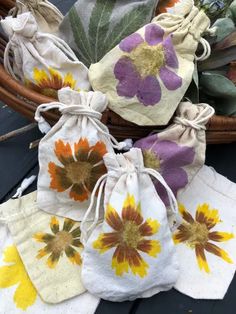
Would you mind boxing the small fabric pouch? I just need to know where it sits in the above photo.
[89,1,211,126]
[0,191,86,304]
[173,165,236,299]
[35,87,131,221]
[0,223,100,313]
[59,0,158,67]
[80,148,180,302]
[134,102,215,206]
[1,12,90,98]
[9,0,63,34]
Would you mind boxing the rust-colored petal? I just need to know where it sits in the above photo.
[122,205,143,226]
[93,232,120,253]
[86,164,107,192]
[105,204,123,231]
[173,228,190,244]
[179,204,194,224]
[195,243,210,273]
[137,239,161,257]
[65,246,82,265]
[126,247,149,277]
[204,242,233,264]
[54,140,74,165]
[139,218,160,236]
[208,231,234,242]
[195,203,220,230]
[47,251,61,269]
[111,244,129,276]
[48,162,72,192]
[90,141,107,159]
[74,138,90,162]
[69,183,89,202]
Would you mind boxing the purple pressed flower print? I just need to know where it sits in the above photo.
[134,134,195,205]
[114,23,182,106]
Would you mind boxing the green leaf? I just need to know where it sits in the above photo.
[214,98,236,116]
[213,18,235,42]
[88,0,116,62]
[215,30,236,50]
[105,3,154,53]
[69,6,93,67]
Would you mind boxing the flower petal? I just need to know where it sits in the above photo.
[119,33,144,52]
[204,242,233,264]
[74,138,90,162]
[70,226,81,238]
[111,245,129,276]
[139,218,160,236]
[208,231,234,242]
[195,204,220,230]
[114,57,141,98]
[105,204,123,231]
[127,247,149,277]
[137,76,161,106]
[48,162,72,192]
[65,246,82,265]
[93,232,120,253]
[47,252,61,269]
[50,216,60,234]
[69,183,89,202]
[195,244,210,273]
[72,239,83,248]
[63,218,76,232]
[33,232,55,243]
[54,140,74,165]
[178,204,194,224]
[86,164,107,193]
[145,24,164,45]
[13,278,37,311]
[48,68,64,89]
[88,141,107,164]
[36,247,50,259]
[173,228,190,244]
[159,66,182,90]
[122,196,143,225]
[163,35,179,68]
[137,239,161,257]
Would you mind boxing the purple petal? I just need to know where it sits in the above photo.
[159,66,182,90]
[145,23,164,46]
[114,57,141,98]
[163,35,179,69]
[119,33,144,52]
[137,76,161,106]
[134,134,158,151]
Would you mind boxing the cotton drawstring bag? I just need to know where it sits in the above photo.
[0,223,100,313]
[173,165,236,299]
[35,87,132,221]
[80,148,180,301]
[89,0,212,126]
[59,0,159,68]
[9,0,63,34]
[1,12,90,98]
[134,102,215,206]
[0,191,87,304]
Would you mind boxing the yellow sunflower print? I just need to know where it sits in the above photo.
[33,216,83,269]
[25,67,78,98]
[93,194,161,278]
[173,203,234,273]
[0,245,37,310]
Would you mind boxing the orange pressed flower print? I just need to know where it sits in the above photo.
[48,138,107,201]
[33,216,83,269]
[173,203,234,273]
[25,67,78,98]
[93,194,161,278]
[156,0,180,14]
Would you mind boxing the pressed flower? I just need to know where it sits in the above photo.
[114,24,182,106]
[93,194,161,278]
[134,135,195,206]
[0,246,37,310]
[173,203,234,273]
[48,138,107,201]
[34,216,83,269]
[25,67,78,98]
[157,0,181,14]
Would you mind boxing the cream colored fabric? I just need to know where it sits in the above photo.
[89,2,210,126]
[174,165,236,299]
[0,192,86,304]
[1,12,90,97]
[9,0,63,34]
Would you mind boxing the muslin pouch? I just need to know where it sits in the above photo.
[80,148,180,302]
[1,12,90,98]
[134,102,215,206]
[9,0,63,34]
[173,165,236,299]
[35,87,131,221]
[89,0,211,126]
[59,0,158,67]
[0,191,86,304]
[0,222,100,313]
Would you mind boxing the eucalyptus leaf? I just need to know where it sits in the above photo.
[215,29,236,50]
[228,0,236,23]
[212,18,235,42]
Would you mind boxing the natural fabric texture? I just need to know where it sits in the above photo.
[0,224,100,313]
[1,12,90,98]
[134,102,214,206]
[89,2,211,125]
[36,88,113,221]
[0,192,86,304]
[59,0,158,67]
[81,148,179,301]
[174,165,236,299]
[9,0,63,34]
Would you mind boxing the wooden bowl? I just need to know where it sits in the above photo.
[1,0,236,144]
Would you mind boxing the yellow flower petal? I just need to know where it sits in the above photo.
[112,256,129,276]
[50,216,60,234]
[208,231,234,242]
[33,232,46,242]
[33,67,48,84]
[64,72,76,89]
[14,278,37,310]
[196,203,221,229]
[195,244,210,273]
[205,242,233,264]
[123,194,136,209]
[146,218,160,234]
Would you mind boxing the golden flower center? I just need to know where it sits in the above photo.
[121,221,142,249]
[129,42,165,78]
[66,161,93,184]
[41,88,59,99]
[52,231,73,253]
[186,222,209,248]
[143,150,161,171]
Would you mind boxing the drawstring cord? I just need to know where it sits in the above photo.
[195,37,211,61]
[174,103,215,130]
